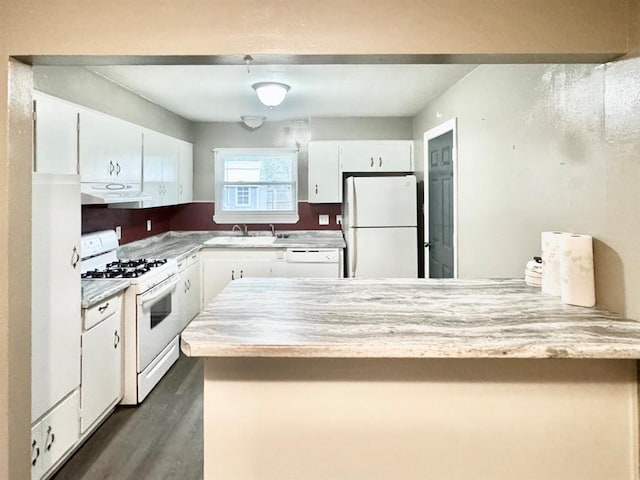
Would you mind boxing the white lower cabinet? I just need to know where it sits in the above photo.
[201,248,343,306]
[201,249,282,307]
[31,390,80,480]
[80,307,123,434]
[178,252,201,331]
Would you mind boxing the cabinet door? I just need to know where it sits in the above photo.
[201,257,237,307]
[162,141,180,205]
[308,141,341,203]
[178,141,193,204]
[376,142,413,171]
[340,142,375,171]
[179,261,201,331]
[32,174,81,422]
[143,131,179,207]
[39,390,80,476]
[33,93,78,175]
[111,125,142,184]
[201,249,278,307]
[79,110,142,184]
[81,311,122,433]
[340,141,413,172]
[31,422,44,480]
[236,260,273,279]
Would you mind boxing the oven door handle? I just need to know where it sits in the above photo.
[140,276,180,309]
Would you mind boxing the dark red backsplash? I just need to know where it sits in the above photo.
[82,202,342,245]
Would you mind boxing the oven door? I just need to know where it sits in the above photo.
[136,275,181,372]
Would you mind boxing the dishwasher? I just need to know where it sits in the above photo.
[285,248,343,278]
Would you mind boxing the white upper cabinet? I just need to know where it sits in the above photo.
[142,130,180,207]
[79,109,143,184]
[33,92,79,175]
[340,141,413,172]
[178,141,194,204]
[308,141,342,203]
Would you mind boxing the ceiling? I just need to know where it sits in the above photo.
[88,64,477,123]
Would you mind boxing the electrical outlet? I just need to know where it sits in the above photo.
[146,220,152,232]
[336,215,342,225]
[319,214,329,226]
[115,226,122,240]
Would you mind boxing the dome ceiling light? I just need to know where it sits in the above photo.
[252,82,291,107]
[240,115,266,130]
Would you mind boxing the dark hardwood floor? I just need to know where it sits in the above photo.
[53,354,203,480]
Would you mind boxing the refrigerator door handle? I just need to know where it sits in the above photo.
[351,229,357,277]
[351,178,357,228]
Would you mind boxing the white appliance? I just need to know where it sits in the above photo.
[343,175,418,278]
[80,230,180,404]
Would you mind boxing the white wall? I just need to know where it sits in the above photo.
[193,117,413,201]
[414,61,640,318]
[309,117,413,141]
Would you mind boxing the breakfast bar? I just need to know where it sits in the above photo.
[181,278,640,480]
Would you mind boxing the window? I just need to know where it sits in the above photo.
[214,148,299,224]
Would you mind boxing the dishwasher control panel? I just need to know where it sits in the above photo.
[286,248,340,263]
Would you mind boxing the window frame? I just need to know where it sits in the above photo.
[213,147,299,224]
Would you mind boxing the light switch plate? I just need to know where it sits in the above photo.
[115,226,122,240]
[336,215,342,225]
[146,220,152,231]
[319,214,329,225]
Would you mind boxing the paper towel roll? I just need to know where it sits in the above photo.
[541,231,564,296]
[560,234,595,307]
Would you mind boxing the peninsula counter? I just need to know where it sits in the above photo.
[181,278,640,480]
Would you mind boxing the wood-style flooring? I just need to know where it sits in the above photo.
[53,354,203,480]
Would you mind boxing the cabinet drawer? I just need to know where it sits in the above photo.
[83,294,122,330]
[178,251,199,270]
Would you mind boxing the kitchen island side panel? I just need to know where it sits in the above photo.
[204,358,638,480]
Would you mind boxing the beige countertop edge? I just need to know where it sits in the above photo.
[179,340,640,360]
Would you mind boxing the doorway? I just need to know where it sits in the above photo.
[424,118,457,278]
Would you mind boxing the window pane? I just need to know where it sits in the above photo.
[224,156,293,183]
[223,184,294,211]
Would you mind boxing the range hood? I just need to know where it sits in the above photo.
[81,183,152,206]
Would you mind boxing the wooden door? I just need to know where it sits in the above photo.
[427,131,454,278]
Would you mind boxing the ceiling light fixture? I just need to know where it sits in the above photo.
[252,82,291,107]
[240,115,266,130]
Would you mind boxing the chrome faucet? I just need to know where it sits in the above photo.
[268,224,276,237]
[231,224,249,236]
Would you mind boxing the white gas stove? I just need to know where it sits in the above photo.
[81,230,181,404]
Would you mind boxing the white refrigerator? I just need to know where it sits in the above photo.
[343,175,418,278]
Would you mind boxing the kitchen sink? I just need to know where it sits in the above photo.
[204,236,276,246]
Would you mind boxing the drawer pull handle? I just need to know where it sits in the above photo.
[379,157,382,167]
[114,330,120,348]
[45,426,55,451]
[315,184,318,194]
[370,157,374,167]
[231,270,235,281]
[31,440,40,466]
[240,270,243,279]
[98,302,109,313]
